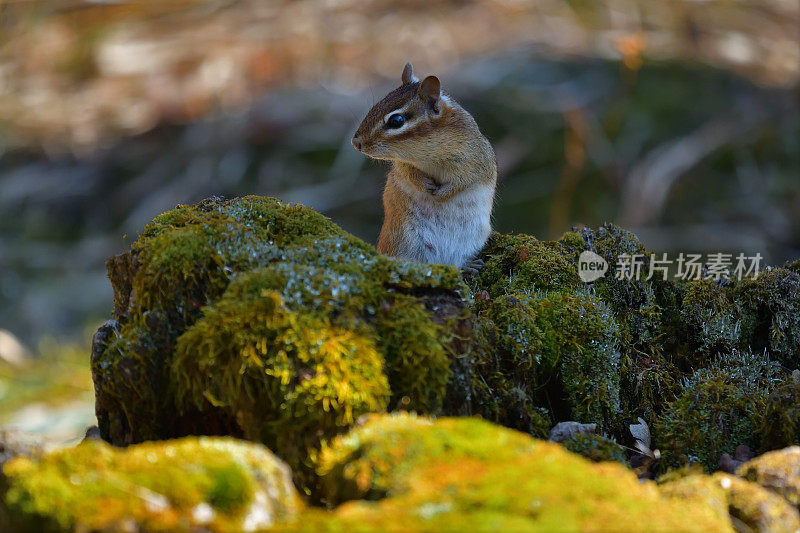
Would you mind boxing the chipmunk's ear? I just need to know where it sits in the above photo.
[418,75,441,113]
[401,63,417,85]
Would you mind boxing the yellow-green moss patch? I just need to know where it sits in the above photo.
[3,436,300,532]
[92,196,469,497]
[301,413,732,532]
[738,446,800,507]
[660,473,800,532]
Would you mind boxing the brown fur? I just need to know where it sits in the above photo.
[353,64,497,266]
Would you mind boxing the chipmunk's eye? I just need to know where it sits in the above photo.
[386,114,405,129]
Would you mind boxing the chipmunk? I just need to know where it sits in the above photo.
[352,63,497,272]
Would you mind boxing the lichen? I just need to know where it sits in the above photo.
[655,350,784,471]
[2,436,301,532]
[677,280,741,360]
[470,291,620,432]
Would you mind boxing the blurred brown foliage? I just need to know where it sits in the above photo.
[0,0,797,347]
[0,0,797,152]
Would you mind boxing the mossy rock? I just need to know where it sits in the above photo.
[677,279,741,359]
[91,196,469,493]
[759,378,800,451]
[738,446,800,508]
[296,413,732,532]
[655,350,784,471]
[474,232,585,298]
[659,473,800,532]
[172,288,389,483]
[731,267,800,365]
[2,436,301,532]
[470,223,799,438]
[718,473,800,532]
[470,291,620,432]
[468,224,674,434]
[657,474,730,523]
[91,197,800,499]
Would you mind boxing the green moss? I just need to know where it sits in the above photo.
[132,196,351,319]
[91,199,800,506]
[562,433,629,466]
[731,267,800,364]
[471,291,620,431]
[655,350,783,471]
[586,224,666,352]
[618,350,680,423]
[172,285,390,491]
[298,414,732,532]
[2,437,300,532]
[93,196,469,497]
[660,472,800,532]
[94,322,167,442]
[758,379,800,451]
[677,280,740,361]
[474,232,584,298]
[469,224,682,438]
[373,298,451,413]
[658,474,730,521]
[738,447,800,507]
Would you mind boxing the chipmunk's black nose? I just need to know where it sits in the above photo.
[351,135,363,151]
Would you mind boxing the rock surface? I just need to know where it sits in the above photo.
[2,436,301,532]
[659,472,800,533]
[91,196,469,492]
[739,447,800,508]
[306,413,732,532]
[89,198,800,483]
[37,195,795,530]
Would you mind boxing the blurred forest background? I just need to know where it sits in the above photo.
[0,0,798,442]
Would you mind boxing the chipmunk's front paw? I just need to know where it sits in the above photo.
[461,258,484,278]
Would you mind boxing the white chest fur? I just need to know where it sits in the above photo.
[393,177,494,267]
